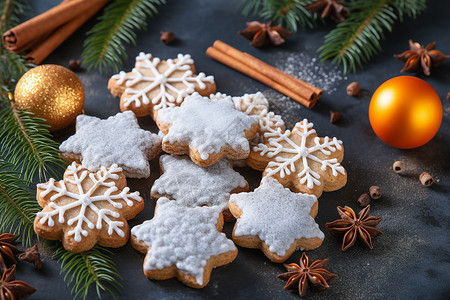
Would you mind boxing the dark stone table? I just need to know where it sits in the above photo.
[17,0,450,299]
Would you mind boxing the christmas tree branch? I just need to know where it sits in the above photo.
[240,0,315,32]
[0,159,40,246]
[82,0,166,74]
[54,245,123,300]
[318,0,427,73]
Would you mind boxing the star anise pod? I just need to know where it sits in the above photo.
[278,252,338,296]
[239,21,291,47]
[0,234,22,274]
[0,265,37,300]
[326,205,383,251]
[305,0,350,23]
[394,40,450,76]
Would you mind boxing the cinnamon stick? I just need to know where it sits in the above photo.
[2,0,106,54]
[25,0,109,64]
[212,40,323,101]
[206,46,317,108]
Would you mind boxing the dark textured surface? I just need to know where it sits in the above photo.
[15,0,450,299]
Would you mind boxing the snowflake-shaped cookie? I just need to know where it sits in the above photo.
[229,178,324,262]
[151,155,248,221]
[257,119,347,197]
[34,163,144,253]
[156,93,260,166]
[131,198,237,288]
[108,53,216,119]
[59,111,162,178]
[209,92,285,169]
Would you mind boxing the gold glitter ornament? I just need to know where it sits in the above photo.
[14,64,85,131]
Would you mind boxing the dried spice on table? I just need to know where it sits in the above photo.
[0,265,37,300]
[0,234,22,274]
[239,21,291,47]
[19,245,42,270]
[305,0,350,23]
[326,205,383,250]
[278,252,338,296]
[394,40,450,76]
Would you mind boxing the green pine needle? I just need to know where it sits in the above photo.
[318,0,427,74]
[0,159,40,246]
[82,0,166,74]
[54,245,123,300]
[0,98,67,182]
[240,0,315,32]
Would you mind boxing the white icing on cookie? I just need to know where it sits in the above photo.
[111,53,214,111]
[59,111,162,178]
[157,93,259,160]
[37,163,142,242]
[151,155,247,209]
[230,177,324,256]
[256,119,345,189]
[210,92,285,145]
[131,198,236,285]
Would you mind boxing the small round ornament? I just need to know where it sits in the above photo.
[14,64,85,131]
[369,76,442,149]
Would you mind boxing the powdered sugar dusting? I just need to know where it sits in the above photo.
[151,155,247,209]
[230,178,323,256]
[131,198,236,285]
[275,52,347,94]
[157,93,259,160]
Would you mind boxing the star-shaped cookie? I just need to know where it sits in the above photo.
[209,92,285,169]
[131,198,237,288]
[60,111,162,178]
[256,119,347,197]
[156,93,260,166]
[151,155,249,221]
[108,52,216,119]
[229,178,324,262]
[34,163,144,253]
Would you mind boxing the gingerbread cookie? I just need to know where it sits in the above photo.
[229,178,324,263]
[130,198,237,288]
[34,163,144,253]
[59,111,162,178]
[256,119,347,197]
[209,92,285,169]
[156,93,260,166]
[108,53,216,119]
[151,155,248,221]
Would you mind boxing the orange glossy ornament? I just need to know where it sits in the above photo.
[369,76,442,149]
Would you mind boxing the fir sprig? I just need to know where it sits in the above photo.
[0,159,40,246]
[0,98,66,182]
[54,245,123,300]
[241,0,315,32]
[318,0,427,73]
[82,0,166,74]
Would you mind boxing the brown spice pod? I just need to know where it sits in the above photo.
[393,161,403,173]
[160,31,175,44]
[369,186,381,200]
[346,82,360,96]
[357,193,371,208]
[419,172,433,186]
[329,110,342,124]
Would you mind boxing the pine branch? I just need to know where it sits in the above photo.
[318,0,427,74]
[54,245,123,300]
[81,0,166,74]
[240,0,315,32]
[0,98,67,182]
[0,159,40,246]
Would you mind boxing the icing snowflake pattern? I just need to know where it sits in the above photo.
[256,119,345,189]
[36,163,142,242]
[112,53,214,110]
